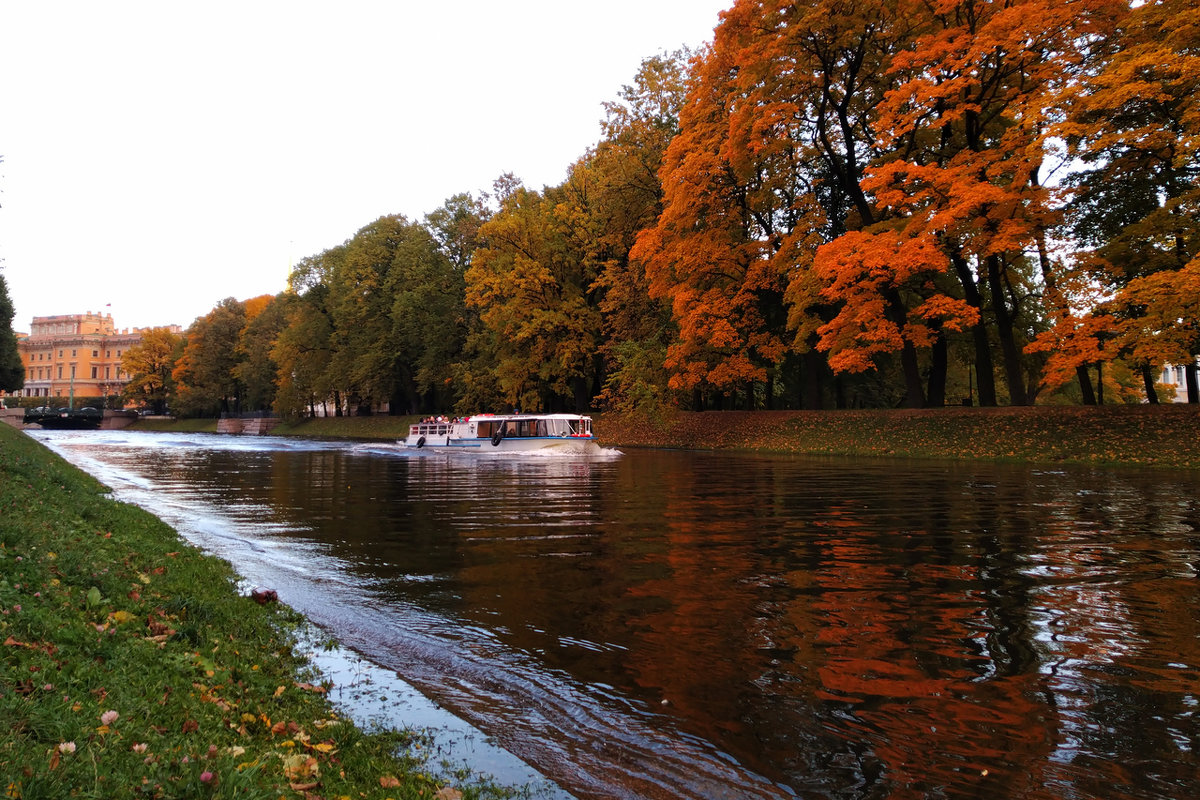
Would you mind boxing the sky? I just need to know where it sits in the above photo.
[0,0,729,332]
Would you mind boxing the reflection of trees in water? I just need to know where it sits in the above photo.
[105,441,1200,799]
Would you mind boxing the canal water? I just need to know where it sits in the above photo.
[30,429,1200,800]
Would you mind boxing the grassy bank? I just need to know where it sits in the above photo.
[132,405,1200,469]
[598,405,1200,470]
[0,423,514,799]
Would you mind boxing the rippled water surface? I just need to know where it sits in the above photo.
[33,429,1200,799]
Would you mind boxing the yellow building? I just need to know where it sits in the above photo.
[9,312,180,405]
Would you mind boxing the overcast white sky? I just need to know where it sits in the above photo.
[0,1,728,332]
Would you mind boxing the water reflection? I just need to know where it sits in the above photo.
[33,430,1200,800]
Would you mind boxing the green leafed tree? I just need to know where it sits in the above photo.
[234,294,288,413]
[0,272,24,394]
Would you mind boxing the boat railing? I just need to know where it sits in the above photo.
[410,423,453,437]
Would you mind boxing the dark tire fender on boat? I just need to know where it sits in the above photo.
[416,436,426,448]
[491,430,504,447]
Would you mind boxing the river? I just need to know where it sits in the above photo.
[29,429,1200,800]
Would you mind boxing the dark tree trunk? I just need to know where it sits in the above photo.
[1077,365,1097,405]
[986,255,1028,405]
[927,333,947,407]
[803,340,824,410]
[1141,365,1159,405]
[1187,363,1199,404]
[948,249,997,406]
[884,288,925,408]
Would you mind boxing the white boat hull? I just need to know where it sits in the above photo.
[403,413,607,456]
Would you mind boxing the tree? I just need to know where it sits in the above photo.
[171,298,247,416]
[325,217,420,413]
[274,251,341,417]
[234,294,288,412]
[631,27,796,409]
[391,211,470,413]
[466,177,603,412]
[1045,0,1200,401]
[589,51,691,412]
[120,326,184,414]
[0,273,24,394]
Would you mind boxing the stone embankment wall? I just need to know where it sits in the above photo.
[217,417,281,435]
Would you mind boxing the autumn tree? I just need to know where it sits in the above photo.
[1043,0,1200,402]
[234,293,288,412]
[120,326,184,414]
[465,176,603,412]
[631,26,798,410]
[0,272,23,394]
[273,255,337,417]
[172,298,247,416]
[588,51,692,412]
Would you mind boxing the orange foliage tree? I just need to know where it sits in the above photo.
[839,0,1125,406]
[1041,0,1200,402]
[630,14,797,409]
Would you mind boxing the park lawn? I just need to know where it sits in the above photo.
[0,422,515,800]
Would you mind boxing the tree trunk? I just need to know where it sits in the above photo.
[927,333,947,407]
[803,339,824,410]
[1187,363,1199,404]
[1141,365,1159,405]
[948,249,997,406]
[986,255,1028,405]
[1076,365,1097,405]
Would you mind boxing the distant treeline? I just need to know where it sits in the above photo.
[122,0,1198,417]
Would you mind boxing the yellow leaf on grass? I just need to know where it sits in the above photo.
[282,754,318,781]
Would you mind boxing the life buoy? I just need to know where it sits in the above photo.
[416,436,426,448]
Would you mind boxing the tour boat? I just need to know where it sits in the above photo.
[404,413,602,454]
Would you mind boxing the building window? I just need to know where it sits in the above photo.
[91,367,98,379]
[105,367,111,379]
[57,366,63,379]
[72,349,77,357]
[92,350,98,358]
[58,350,63,358]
